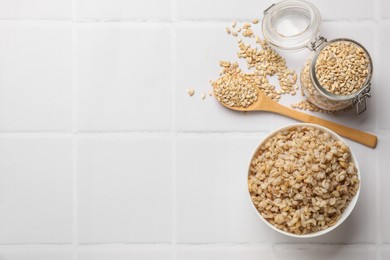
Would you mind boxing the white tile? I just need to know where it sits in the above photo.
[177,0,373,20]
[177,247,274,260]
[175,23,277,132]
[177,0,273,20]
[381,0,390,18]
[77,0,171,20]
[0,0,71,19]
[0,248,72,260]
[78,136,172,243]
[274,22,377,132]
[78,247,172,260]
[0,24,72,131]
[274,245,376,260]
[176,135,273,243]
[378,25,390,130]
[78,24,172,131]
[379,134,390,243]
[308,0,374,20]
[382,245,390,259]
[273,139,377,244]
[0,137,73,244]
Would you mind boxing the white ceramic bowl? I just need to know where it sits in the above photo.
[247,123,361,238]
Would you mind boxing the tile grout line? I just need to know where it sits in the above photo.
[0,245,74,249]
[171,0,178,258]
[0,18,389,24]
[171,131,178,260]
[374,0,382,259]
[71,0,79,258]
[0,242,379,248]
[0,130,386,139]
[0,130,279,134]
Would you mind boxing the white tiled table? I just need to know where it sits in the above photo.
[0,0,388,259]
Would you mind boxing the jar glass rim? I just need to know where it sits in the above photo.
[310,38,373,101]
[262,0,322,51]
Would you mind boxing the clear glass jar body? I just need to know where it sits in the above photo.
[300,38,373,111]
[300,54,354,111]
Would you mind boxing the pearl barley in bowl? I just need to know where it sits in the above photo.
[247,123,360,238]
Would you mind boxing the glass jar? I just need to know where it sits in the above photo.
[262,0,373,114]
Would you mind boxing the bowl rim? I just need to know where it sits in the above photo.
[247,123,361,238]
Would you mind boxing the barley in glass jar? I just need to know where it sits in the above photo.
[262,0,373,114]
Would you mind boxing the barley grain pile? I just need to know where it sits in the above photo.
[315,41,370,96]
[248,126,359,235]
[211,20,298,108]
[212,62,259,108]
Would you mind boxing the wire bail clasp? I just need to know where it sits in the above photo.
[353,83,371,115]
[308,35,327,51]
[263,3,275,15]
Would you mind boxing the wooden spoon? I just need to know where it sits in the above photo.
[217,90,377,148]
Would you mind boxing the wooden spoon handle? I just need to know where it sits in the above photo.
[266,102,377,148]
